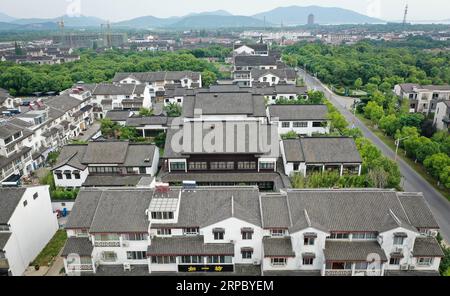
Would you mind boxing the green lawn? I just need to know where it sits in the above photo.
[357,114,450,200]
[31,230,67,267]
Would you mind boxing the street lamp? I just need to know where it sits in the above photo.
[394,136,411,161]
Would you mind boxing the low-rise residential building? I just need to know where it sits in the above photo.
[112,71,202,89]
[60,186,443,276]
[126,116,174,137]
[250,69,297,86]
[52,141,159,188]
[268,105,330,136]
[0,186,59,276]
[260,189,443,276]
[254,85,308,105]
[233,43,269,56]
[394,83,450,114]
[234,56,278,71]
[280,137,362,177]
[433,100,450,131]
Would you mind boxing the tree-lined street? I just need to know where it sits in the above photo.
[299,68,450,242]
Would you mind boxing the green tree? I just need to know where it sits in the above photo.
[138,108,154,117]
[201,70,217,88]
[379,115,401,136]
[354,78,363,90]
[424,153,450,180]
[164,103,182,117]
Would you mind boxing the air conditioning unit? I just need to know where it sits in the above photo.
[400,264,409,271]
[253,260,261,266]
[123,263,131,271]
[428,230,438,237]
[409,265,416,271]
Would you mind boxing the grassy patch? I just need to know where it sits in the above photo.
[357,114,450,200]
[31,230,67,267]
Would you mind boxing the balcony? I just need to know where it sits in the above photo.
[94,241,120,247]
[67,264,94,272]
[324,269,382,276]
[0,258,9,269]
[324,270,352,276]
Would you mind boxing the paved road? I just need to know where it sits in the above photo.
[299,69,450,242]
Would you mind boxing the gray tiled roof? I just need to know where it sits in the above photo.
[147,236,234,256]
[263,237,295,257]
[235,56,277,67]
[397,193,440,228]
[53,145,87,170]
[65,190,103,229]
[105,110,131,121]
[61,237,93,257]
[152,187,261,228]
[260,189,435,233]
[412,237,444,257]
[260,195,291,228]
[163,121,278,158]
[282,137,362,164]
[126,116,171,127]
[124,144,156,167]
[81,141,129,164]
[182,92,266,117]
[88,189,152,233]
[82,175,146,187]
[268,105,329,121]
[251,68,296,80]
[161,172,281,184]
[93,84,136,96]
[44,94,84,114]
[0,232,11,249]
[324,241,387,261]
[0,188,26,224]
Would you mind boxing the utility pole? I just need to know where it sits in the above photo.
[395,136,410,161]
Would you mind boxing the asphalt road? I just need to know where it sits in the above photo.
[298,69,450,242]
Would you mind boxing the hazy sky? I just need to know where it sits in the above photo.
[1,0,449,22]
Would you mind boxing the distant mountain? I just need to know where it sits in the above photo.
[11,15,105,27]
[114,15,179,29]
[0,21,58,31]
[169,15,269,29]
[186,10,233,17]
[0,12,16,23]
[253,5,384,25]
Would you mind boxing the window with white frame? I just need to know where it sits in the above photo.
[302,257,314,265]
[270,229,286,237]
[241,248,253,259]
[126,251,147,260]
[181,255,203,264]
[151,256,176,264]
[183,228,199,235]
[281,122,290,128]
[417,257,433,266]
[213,228,225,240]
[304,237,315,245]
[389,257,401,265]
[271,257,287,266]
[125,233,147,241]
[293,122,308,128]
[101,251,117,262]
[393,236,405,245]
[207,256,232,264]
[157,228,172,236]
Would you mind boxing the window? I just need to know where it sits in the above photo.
[304,237,315,245]
[125,233,147,241]
[213,229,225,240]
[23,200,28,207]
[355,262,368,270]
[210,162,234,170]
[73,171,81,180]
[189,162,207,170]
[281,122,290,128]
[393,236,404,245]
[33,192,38,200]
[207,256,232,264]
[95,234,119,241]
[312,121,325,127]
[170,162,186,171]
[271,258,287,266]
[241,249,253,259]
[102,251,117,262]
[242,231,253,240]
[293,122,308,128]
[126,251,147,260]
[238,162,256,170]
[302,258,314,265]
[389,258,401,265]
[181,255,203,264]
[417,257,433,266]
[183,228,199,235]
[260,162,275,170]
[157,229,172,236]
[270,229,286,237]
[352,232,377,240]
[64,172,72,179]
[329,233,350,239]
[151,212,174,220]
[152,256,176,264]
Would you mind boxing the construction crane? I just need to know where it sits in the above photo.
[402,4,408,25]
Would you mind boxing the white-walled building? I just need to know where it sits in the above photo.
[0,186,59,276]
[268,105,330,137]
[394,83,450,114]
[251,69,297,86]
[433,100,450,131]
[60,187,443,276]
[234,56,278,71]
[280,137,362,177]
[52,141,159,189]
[112,71,202,89]
[233,43,269,56]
